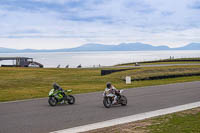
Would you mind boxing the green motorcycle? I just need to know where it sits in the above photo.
[48,89,75,106]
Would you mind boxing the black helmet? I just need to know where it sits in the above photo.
[106,82,112,89]
[53,83,59,90]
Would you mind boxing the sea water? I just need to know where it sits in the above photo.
[0,50,199,68]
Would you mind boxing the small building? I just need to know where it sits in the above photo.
[0,57,43,68]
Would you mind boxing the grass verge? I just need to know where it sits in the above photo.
[85,107,200,133]
[110,65,200,81]
[0,65,200,102]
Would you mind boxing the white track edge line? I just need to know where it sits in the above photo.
[50,101,200,133]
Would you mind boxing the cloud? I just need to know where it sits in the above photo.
[0,0,200,49]
[189,0,200,9]
[32,0,81,4]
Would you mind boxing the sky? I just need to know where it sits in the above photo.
[0,0,200,49]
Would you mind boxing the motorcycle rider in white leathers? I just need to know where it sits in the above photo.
[104,82,118,104]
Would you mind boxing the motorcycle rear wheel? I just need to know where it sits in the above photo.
[68,95,75,104]
[120,95,127,106]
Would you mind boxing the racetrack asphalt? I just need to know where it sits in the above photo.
[0,81,200,133]
[115,63,200,68]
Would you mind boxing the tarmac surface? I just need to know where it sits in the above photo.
[116,63,200,68]
[0,81,200,133]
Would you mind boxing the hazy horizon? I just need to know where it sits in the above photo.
[1,42,199,50]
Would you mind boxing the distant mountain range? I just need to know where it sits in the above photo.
[0,42,200,53]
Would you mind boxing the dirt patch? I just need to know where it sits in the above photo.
[176,107,200,116]
[83,120,153,133]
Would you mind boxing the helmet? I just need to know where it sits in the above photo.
[106,82,112,89]
[53,83,59,90]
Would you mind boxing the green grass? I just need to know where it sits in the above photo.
[148,108,200,133]
[0,65,200,102]
[109,65,200,81]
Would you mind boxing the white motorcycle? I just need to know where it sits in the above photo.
[103,89,127,108]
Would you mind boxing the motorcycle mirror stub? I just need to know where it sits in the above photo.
[126,76,131,84]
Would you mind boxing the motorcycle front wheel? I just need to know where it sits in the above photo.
[103,97,112,108]
[48,96,57,106]
[67,95,75,104]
